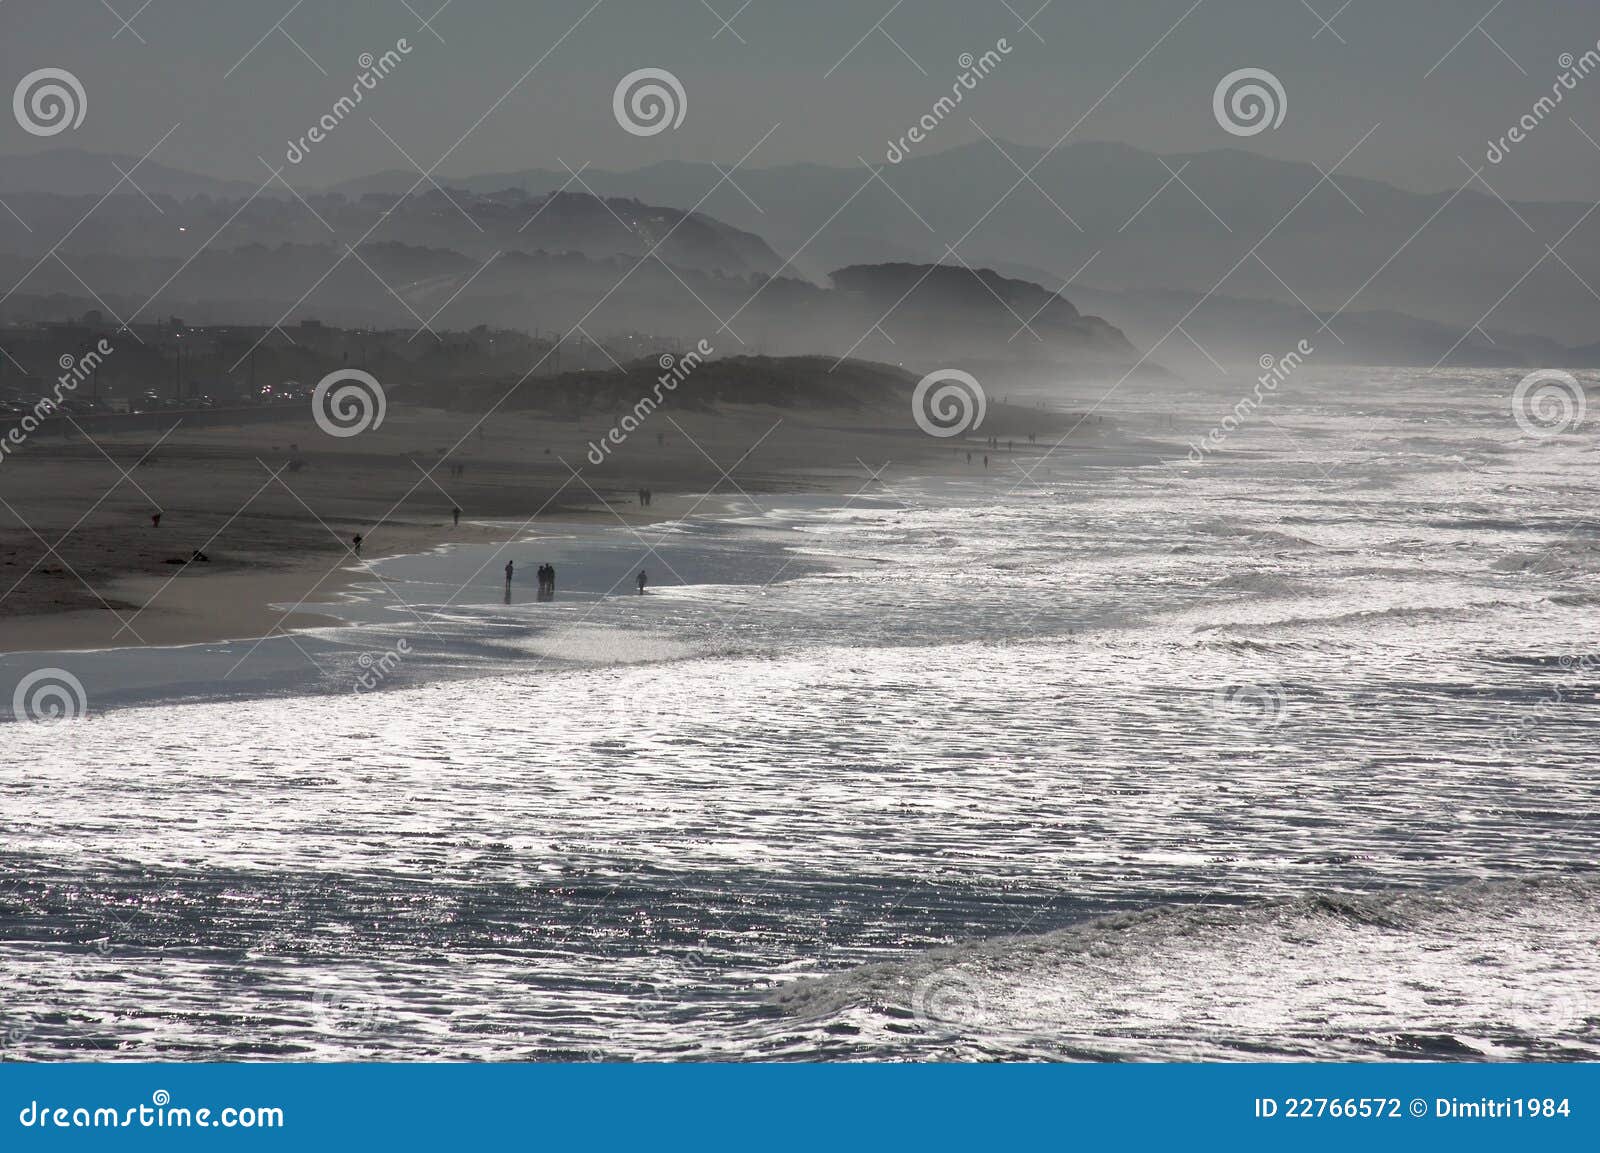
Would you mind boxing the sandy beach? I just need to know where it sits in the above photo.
[0,395,1084,653]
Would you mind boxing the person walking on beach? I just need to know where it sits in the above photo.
[452,506,461,528]
[546,565,556,594]
[637,569,648,595]
[352,533,362,555]
[505,559,514,583]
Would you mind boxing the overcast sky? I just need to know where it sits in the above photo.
[3,0,1599,201]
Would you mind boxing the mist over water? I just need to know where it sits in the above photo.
[2,367,1598,1062]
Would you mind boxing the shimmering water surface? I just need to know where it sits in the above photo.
[3,367,1598,1061]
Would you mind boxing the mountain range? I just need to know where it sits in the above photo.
[2,142,1596,371]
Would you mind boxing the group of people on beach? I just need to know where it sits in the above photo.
[503,560,557,600]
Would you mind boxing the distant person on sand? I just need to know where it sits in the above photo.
[352,533,362,555]
[546,565,556,594]
[505,560,514,582]
[151,512,161,528]
[637,570,648,594]
[983,454,989,468]
[452,506,461,527]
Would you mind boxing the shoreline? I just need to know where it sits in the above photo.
[1,400,1097,655]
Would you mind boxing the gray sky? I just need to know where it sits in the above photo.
[3,0,1599,201]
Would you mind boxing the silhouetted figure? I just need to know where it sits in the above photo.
[983,454,989,468]
[151,512,161,528]
[505,559,514,582]
[966,451,972,463]
[452,506,461,527]
[352,533,362,555]
[546,565,556,594]
[637,569,648,595]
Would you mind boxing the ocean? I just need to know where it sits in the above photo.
[3,366,1597,1061]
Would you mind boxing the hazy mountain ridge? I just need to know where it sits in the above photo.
[0,233,1139,375]
[313,140,1600,349]
[0,184,782,277]
[9,144,1588,370]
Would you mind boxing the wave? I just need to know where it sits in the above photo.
[753,875,1600,1062]
[1205,572,1318,598]
[490,625,710,665]
[1198,598,1521,636]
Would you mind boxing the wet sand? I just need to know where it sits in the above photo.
[0,398,1084,652]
